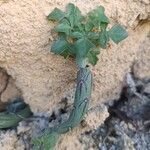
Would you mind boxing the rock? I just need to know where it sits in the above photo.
[133,36,150,79]
[0,68,21,103]
[0,68,8,95]
[121,133,135,150]
[0,130,24,150]
[144,82,150,94]
[85,104,109,130]
[1,77,22,102]
[140,0,150,5]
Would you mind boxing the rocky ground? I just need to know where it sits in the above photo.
[80,72,150,150]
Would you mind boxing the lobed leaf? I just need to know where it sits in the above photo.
[99,30,109,48]
[47,8,65,21]
[108,24,128,44]
[70,31,83,39]
[100,22,108,30]
[77,23,85,32]
[87,32,99,40]
[85,20,94,32]
[96,6,109,23]
[66,3,84,27]
[88,6,109,28]
[55,23,72,34]
[75,38,95,58]
[48,4,128,67]
[51,39,69,54]
[87,49,100,65]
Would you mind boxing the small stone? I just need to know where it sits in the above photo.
[85,104,109,129]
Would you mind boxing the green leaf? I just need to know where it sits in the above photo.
[87,49,100,65]
[48,4,128,68]
[62,44,76,58]
[88,6,109,28]
[88,12,99,28]
[100,22,108,30]
[108,24,128,44]
[55,23,72,34]
[70,31,83,39]
[51,32,77,58]
[66,3,84,27]
[47,8,65,21]
[85,21,94,32]
[99,30,109,48]
[87,32,99,40]
[51,39,69,54]
[77,23,85,32]
[75,38,95,58]
[96,6,109,23]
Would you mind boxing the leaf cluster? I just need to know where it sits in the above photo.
[48,3,128,67]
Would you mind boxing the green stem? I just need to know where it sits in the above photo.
[33,67,92,150]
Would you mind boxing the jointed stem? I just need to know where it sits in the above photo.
[33,67,92,150]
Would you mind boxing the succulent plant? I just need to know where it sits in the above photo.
[32,3,128,150]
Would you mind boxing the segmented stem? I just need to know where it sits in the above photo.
[33,67,92,150]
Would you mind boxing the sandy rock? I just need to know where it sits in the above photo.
[0,130,24,150]
[1,77,22,102]
[0,68,21,103]
[85,104,109,130]
[0,68,8,95]
[139,0,150,5]
[133,36,150,79]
